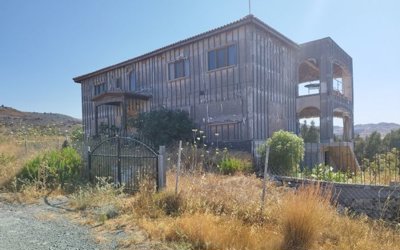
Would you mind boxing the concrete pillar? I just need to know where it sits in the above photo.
[319,57,334,143]
[343,116,351,142]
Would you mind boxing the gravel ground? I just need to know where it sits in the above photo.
[0,195,175,250]
[0,196,107,250]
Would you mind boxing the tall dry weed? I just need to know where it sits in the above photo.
[165,213,280,250]
[278,185,332,250]
[135,172,400,249]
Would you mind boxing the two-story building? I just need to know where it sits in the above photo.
[73,15,356,169]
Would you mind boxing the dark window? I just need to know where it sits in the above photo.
[168,59,188,80]
[208,44,237,71]
[208,50,216,70]
[175,60,185,78]
[94,82,107,96]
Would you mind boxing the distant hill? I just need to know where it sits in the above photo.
[334,122,400,138]
[0,105,81,136]
[354,123,400,137]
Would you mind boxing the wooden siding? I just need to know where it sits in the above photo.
[250,25,297,140]
[80,22,298,146]
[80,25,251,142]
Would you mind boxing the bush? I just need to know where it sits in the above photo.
[303,164,349,183]
[19,147,82,187]
[259,130,304,176]
[154,191,185,216]
[129,108,194,147]
[218,156,252,175]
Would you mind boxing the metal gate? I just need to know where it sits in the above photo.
[88,136,159,192]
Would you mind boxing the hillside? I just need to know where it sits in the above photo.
[334,122,400,138]
[354,123,400,137]
[0,105,81,137]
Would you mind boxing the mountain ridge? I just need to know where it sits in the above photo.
[0,105,81,136]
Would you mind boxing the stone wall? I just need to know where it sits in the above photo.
[274,176,400,222]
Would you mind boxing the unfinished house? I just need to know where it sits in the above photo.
[73,15,356,169]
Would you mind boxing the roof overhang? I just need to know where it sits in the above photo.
[73,15,300,83]
[92,91,151,107]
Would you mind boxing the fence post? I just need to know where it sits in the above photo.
[158,145,166,190]
[175,140,182,195]
[117,135,122,185]
[87,146,92,182]
[261,145,270,211]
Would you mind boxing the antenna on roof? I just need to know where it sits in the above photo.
[248,0,252,15]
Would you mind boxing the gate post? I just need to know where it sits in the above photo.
[157,146,166,190]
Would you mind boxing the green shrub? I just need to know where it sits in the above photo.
[19,147,82,187]
[129,108,194,147]
[218,156,252,175]
[259,130,304,176]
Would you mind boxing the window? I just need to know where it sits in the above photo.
[168,59,189,80]
[94,82,107,96]
[208,44,237,71]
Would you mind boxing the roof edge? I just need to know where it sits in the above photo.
[74,15,299,83]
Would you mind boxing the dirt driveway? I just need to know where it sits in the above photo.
[0,196,107,250]
[0,194,173,250]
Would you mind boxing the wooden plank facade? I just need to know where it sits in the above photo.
[74,15,354,153]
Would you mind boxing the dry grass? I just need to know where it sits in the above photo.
[2,131,399,250]
[0,141,26,187]
[279,185,331,250]
[128,172,400,250]
[0,134,63,188]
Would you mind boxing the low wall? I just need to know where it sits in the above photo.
[274,176,400,222]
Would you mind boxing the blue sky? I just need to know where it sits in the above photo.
[0,0,399,124]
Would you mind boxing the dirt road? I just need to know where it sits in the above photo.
[0,196,108,250]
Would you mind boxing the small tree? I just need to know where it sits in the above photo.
[130,108,194,147]
[364,131,383,160]
[354,134,366,163]
[300,120,319,143]
[259,130,304,176]
[383,128,400,150]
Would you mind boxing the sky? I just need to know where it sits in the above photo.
[0,0,399,124]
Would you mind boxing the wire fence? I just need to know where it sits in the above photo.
[269,142,400,186]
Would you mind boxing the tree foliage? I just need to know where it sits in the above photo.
[300,120,319,143]
[354,128,400,161]
[364,131,383,160]
[383,129,400,150]
[259,130,304,175]
[129,108,194,147]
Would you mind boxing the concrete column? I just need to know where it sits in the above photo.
[319,57,334,143]
[343,115,351,142]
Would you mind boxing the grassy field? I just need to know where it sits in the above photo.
[0,134,399,249]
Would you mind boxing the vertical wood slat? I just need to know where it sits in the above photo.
[79,20,300,152]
